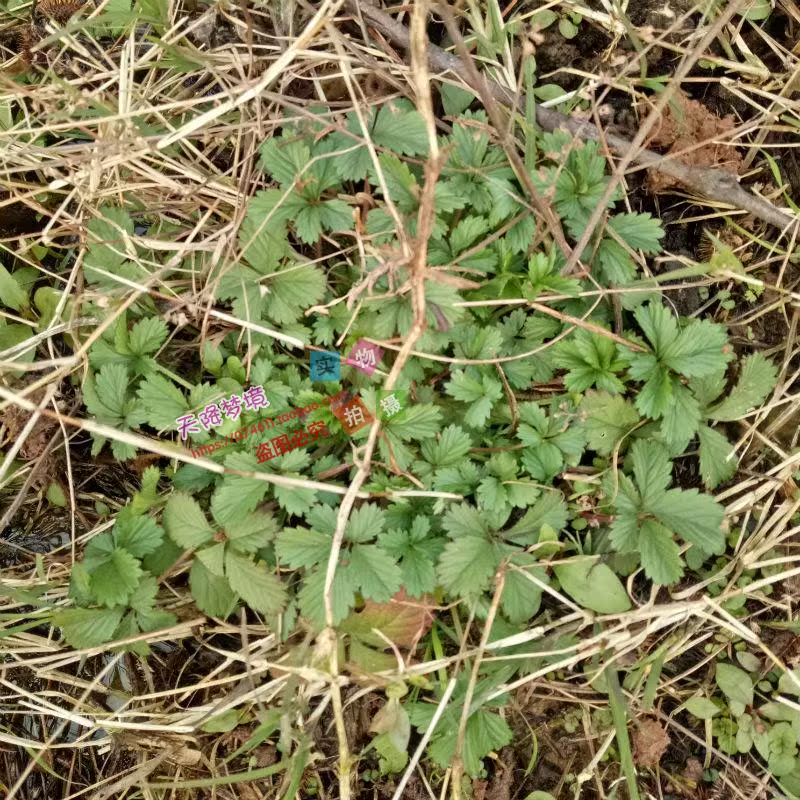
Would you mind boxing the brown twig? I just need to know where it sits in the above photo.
[345,0,800,238]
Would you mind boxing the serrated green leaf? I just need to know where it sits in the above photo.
[127,574,158,614]
[437,536,498,597]
[210,454,268,525]
[273,478,318,516]
[113,515,164,557]
[639,519,683,584]
[647,488,725,554]
[264,263,327,326]
[372,99,429,156]
[225,512,277,553]
[442,503,490,539]
[190,558,237,617]
[631,439,671,503]
[348,544,402,603]
[660,381,701,452]
[297,565,356,628]
[634,302,680,354]
[421,424,472,467]
[384,404,442,441]
[379,521,443,598]
[662,319,731,378]
[276,527,331,568]
[164,492,215,548]
[504,492,568,545]
[632,360,673,420]
[89,548,142,608]
[225,551,287,615]
[607,212,664,253]
[579,391,640,456]
[196,541,226,576]
[129,317,168,355]
[54,606,125,649]
[136,373,189,431]
[698,425,737,489]
[708,352,778,421]
[345,504,385,544]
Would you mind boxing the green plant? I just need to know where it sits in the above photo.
[685,661,800,794]
[55,476,176,653]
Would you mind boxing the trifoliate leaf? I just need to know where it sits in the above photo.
[708,352,778,421]
[89,548,143,608]
[378,520,443,598]
[225,551,287,615]
[190,558,237,617]
[445,370,503,428]
[384,404,442,441]
[639,519,683,584]
[554,331,628,393]
[698,425,737,489]
[580,391,640,456]
[54,606,125,649]
[164,492,215,549]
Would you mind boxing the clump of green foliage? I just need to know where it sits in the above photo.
[2,93,781,780]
